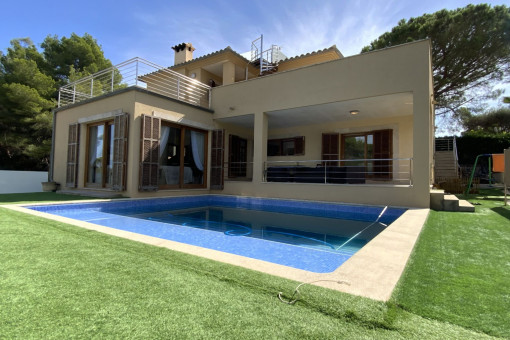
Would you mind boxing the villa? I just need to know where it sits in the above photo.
[51,37,434,208]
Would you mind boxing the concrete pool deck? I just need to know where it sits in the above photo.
[6,199,429,302]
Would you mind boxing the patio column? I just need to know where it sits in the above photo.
[412,91,433,207]
[253,111,268,183]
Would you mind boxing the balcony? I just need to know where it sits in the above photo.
[263,158,413,186]
[58,57,211,109]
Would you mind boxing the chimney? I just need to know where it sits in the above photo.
[172,42,195,65]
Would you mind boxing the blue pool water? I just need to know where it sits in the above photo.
[26,195,406,273]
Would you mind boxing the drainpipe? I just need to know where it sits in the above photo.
[48,109,57,182]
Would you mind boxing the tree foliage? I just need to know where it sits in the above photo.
[0,34,112,170]
[459,107,510,135]
[361,4,510,117]
[41,33,113,86]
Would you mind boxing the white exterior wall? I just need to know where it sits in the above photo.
[0,171,48,193]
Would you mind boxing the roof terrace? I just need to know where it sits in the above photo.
[57,57,211,109]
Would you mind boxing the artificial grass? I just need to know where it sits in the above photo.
[0,192,98,205]
[0,204,497,339]
[393,189,510,338]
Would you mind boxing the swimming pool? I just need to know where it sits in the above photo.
[27,195,406,273]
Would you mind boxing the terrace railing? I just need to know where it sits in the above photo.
[58,57,211,109]
[263,158,413,186]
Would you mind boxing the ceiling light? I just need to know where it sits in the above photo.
[350,110,360,115]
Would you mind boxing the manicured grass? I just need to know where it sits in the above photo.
[0,192,98,205]
[393,189,510,338]
[0,205,495,339]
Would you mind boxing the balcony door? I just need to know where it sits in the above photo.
[341,129,392,180]
[158,123,207,188]
[86,121,114,188]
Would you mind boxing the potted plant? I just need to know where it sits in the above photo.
[41,181,59,192]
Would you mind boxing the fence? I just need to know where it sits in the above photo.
[0,171,48,193]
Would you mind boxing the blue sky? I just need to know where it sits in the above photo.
[2,0,508,65]
[1,0,508,113]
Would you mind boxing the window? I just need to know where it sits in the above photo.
[158,122,207,188]
[341,129,392,179]
[85,121,114,187]
[267,136,304,156]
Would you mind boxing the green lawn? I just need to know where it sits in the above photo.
[393,189,510,338]
[0,192,98,205]
[1,191,508,339]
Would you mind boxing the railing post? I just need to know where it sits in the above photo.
[177,77,180,100]
[91,78,94,97]
[111,69,114,92]
[58,90,61,107]
[409,158,413,186]
[135,60,139,87]
[73,84,76,103]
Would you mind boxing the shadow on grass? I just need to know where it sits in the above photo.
[492,206,510,221]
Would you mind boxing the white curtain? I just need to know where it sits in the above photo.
[159,126,170,159]
[88,126,101,183]
[190,130,204,171]
[88,130,98,167]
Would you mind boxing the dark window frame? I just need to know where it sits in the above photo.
[267,136,305,156]
[84,120,114,188]
[340,129,393,180]
[158,121,208,190]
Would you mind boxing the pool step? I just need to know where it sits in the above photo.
[58,189,123,199]
[430,189,475,212]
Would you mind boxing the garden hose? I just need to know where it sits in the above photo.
[278,279,350,304]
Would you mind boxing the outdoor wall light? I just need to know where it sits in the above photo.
[350,110,360,115]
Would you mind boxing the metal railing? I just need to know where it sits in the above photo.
[58,57,211,109]
[224,161,254,181]
[435,136,460,178]
[435,137,456,151]
[263,158,413,185]
[250,35,285,74]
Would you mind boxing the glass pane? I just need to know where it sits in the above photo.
[187,129,205,185]
[87,125,104,184]
[366,134,374,173]
[343,136,365,167]
[282,140,295,155]
[159,125,181,185]
[106,124,114,185]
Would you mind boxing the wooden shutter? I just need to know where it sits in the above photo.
[112,113,129,191]
[228,135,247,178]
[294,136,305,155]
[66,123,80,187]
[210,129,225,190]
[373,129,393,180]
[139,115,160,191]
[322,133,339,166]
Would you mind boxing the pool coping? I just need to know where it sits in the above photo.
[4,197,429,302]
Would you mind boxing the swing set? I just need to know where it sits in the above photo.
[464,151,508,205]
